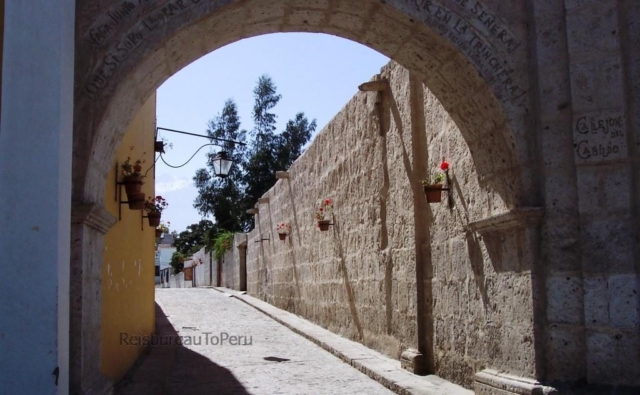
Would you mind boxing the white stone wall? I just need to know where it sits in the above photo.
[169,272,185,288]
[192,247,213,288]
[220,250,233,288]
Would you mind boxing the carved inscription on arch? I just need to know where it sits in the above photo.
[83,0,207,99]
[416,0,522,53]
[82,0,527,102]
[413,0,526,101]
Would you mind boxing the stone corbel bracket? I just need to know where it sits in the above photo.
[359,76,389,136]
[275,171,289,179]
[467,207,543,234]
[257,197,269,204]
[246,208,258,215]
[358,78,389,92]
[71,202,117,234]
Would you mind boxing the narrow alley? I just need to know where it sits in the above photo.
[115,288,395,395]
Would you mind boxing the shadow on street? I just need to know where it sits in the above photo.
[115,302,251,395]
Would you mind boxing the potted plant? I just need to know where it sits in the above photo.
[421,161,449,203]
[314,198,333,231]
[156,221,170,238]
[276,222,292,241]
[120,147,147,209]
[144,195,168,227]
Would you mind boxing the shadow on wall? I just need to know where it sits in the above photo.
[332,213,364,342]
[387,76,436,371]
[114,303,250,395]
[465,230,490,310]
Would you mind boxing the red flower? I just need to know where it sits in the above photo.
[325,199,331,205]
[440,161,450,171]
[319,207,324,211]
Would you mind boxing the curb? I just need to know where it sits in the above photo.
[213,287,472,395]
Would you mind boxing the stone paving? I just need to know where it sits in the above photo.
[115,288,395,395]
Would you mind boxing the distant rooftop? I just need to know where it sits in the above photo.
[158,233,174,245]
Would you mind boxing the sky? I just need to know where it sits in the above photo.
[155,33,389,233]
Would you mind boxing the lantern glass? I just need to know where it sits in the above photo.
[212,151,233,178]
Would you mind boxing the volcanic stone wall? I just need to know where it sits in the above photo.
[243,61,536,388]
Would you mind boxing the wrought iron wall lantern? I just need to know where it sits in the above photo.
[154,127,246,179]
[211,151,233,178]
[154,141,165,153]
[114,126,245,226]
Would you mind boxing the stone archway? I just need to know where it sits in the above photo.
[74,0,534,204]
[71,0,537,393]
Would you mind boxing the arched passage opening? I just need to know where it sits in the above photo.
[71,0,540,393]
[74,0,533,205]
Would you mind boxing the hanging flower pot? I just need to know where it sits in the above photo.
[317,220,331,231]
[120,152,147,205]
[276,222,292,241]
[155,228,163,238]
[147,212,161,227]
[423,185,443,203]
[158,221,170,236]
[421,161,450,204]
[122,175,144,196]
[127,192,146,210]
[144,195,168,228]
[314,199,334,231]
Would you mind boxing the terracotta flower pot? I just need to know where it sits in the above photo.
[317,220,331,231]
[155,228,163,238]
[122,175,144,196]
[424,184,443,203]
[278,233,287,241]
[127,192,146,210]
[147,212,161,227]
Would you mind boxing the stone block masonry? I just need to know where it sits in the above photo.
[240,61,537,390]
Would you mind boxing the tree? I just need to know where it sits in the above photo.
[275,112,316,170]
[243,75,282,205]
[192,75,316,233]
[251,75,281,139]
[170,251,185,274]
[194,100,251,231]
[172,219,215,255]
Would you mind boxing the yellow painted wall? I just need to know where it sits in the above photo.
[102,93,157,380]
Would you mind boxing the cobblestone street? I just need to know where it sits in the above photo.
[115,288,395,394]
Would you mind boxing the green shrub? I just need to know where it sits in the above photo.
[170,252,185,274]
[213,231,235,260]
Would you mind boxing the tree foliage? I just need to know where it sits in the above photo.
[194,75,316,233]
[213,231,235,260]
[170,252,185,274]
[193,100,250,231]
[171,219,215,256]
